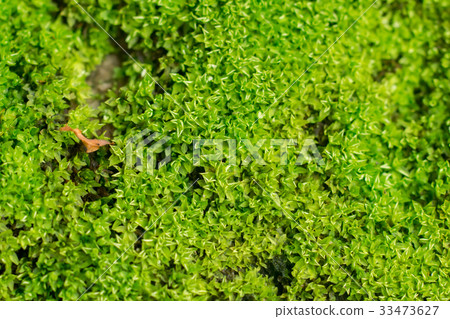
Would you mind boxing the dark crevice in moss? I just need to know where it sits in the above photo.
[202,201,211,217]
[259,254,294,297]
[82,186,112,203]
[51,0,67,17]
[40,160,57,173]
[81,192,101,203]
[187,166,205,188]
[219,266,243,282]
[134,226,145,252]
[310,117,332,148]
[241,294,256,301]
[15,247,29,261]
[373,57,402,82]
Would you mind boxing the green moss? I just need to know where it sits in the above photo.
[0,0,449,300]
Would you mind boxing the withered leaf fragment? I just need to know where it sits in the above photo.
[60,124,112,153]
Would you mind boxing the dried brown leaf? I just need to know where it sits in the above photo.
[60,124,112,153]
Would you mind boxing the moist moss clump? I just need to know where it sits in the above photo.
[0,0,449,300]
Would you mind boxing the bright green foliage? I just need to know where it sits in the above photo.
[0,0,449,300]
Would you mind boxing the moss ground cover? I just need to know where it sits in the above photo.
[0,0,449,300]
